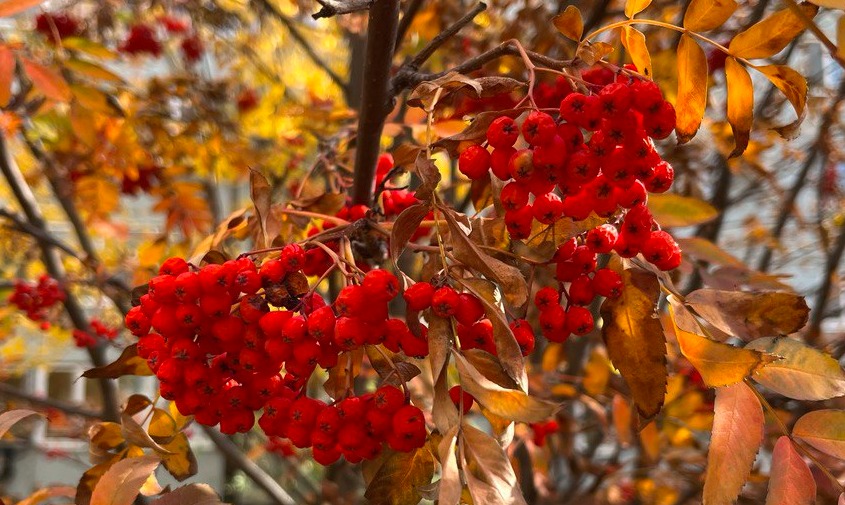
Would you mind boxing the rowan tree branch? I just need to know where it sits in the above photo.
[395,0,425,45]
[201,426,298,505]
[253,0,348,92]
[757,80,845,272]
[312,0,374,19]
[351,0,402,205]
[406,2,487,70]
[0,135,121,423]
[809,220,845,341]
[0,382,102,420]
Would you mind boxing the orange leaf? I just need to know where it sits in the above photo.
[89,454,161,505]
[792,409,845,459]
[553,6,583,41]
[703,382,763,505]
[675,34,708,143]
[724,57,753,157]
[683,0,737,32]
[621,26,652,78]
[766,437,816,505]
[624,0,652,18]
[82,344,153,379]
[0,0,45,17]
[601,258,666,422]
[729,4,819,59]
[752,64,807,123]
[22,59,71,102]
[0,45,14,107]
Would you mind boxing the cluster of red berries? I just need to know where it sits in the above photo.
[9,275,65,324]
[403,281,535,356]
[457,74,681,271]
[120,24,163,57]
[377,154,432,225]
[72,318,118,348]
[180,35,204,63]
[124,251,429,463]
[35,12,81,41]
[530,419,559,447]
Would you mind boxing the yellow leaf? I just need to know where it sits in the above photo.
[792,410,845,460]
[0,45,14,107]
[553,6,583,41]
[675,35,708,143]
[647,193,718,228]
[454,351,557,423]
[159,432,197,481]
[622,26,653,79]
[71,84,120,116]
[22,59,72,102]
[583,348,611,396]
[669,303,774,387]
[704,382,764,505]
[767,437,816,505]
[64,59,123,83]
[62,37,118,59]
[0,409,39,439]
[683,0,738,32]
[612,394,633,446]
[752,65,807,122]
[625,0,652,18]
[576,41,614,66]
[639,421,660,462]
[724,57,753,157]
[746,337,845,401]
[729,4,819,59]
[600,258,666,422]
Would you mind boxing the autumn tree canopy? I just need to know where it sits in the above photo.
[1,0,845,504]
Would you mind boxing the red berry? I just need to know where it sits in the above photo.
[403,282,434,311]
[522,111,557,146]
[486,116,519,148]
[585,224,618,254]
[592,268,623,298]
[449,386,474,414]
[501,182,529,212]
[454,293,485,326]
[568,274,595,306]
[566,306,594,335]
[431,287,460,318]
[532,192,565,224]
[459,145,491,180]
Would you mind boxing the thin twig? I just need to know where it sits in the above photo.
[406,3,487,70]
[395,0,425,45]
[253,0,348,92]
[312,0,374,19]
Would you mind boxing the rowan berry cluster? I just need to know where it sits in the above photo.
[120,21,203,62]
[457,74,680,271]
[72,318,118,348]
[403,281,535,356]
[125,251,428,464]
[9,275,66,323]
[35,12,82,41]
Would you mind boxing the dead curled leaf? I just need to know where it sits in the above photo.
[684,289,809,340]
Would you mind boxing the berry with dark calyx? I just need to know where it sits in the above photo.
[534,287,560,311]
[532,192,565,224]
[568,274,595,306]
[539,304,568,342]
[501,182,529,212]
[362,269,399,302]
[566,306,594,335]
[454,293,485,326]
[645,161,674,193]
[431,287,460,318]
[486,116,519,148]
[522,111,557,146]
[504,205,534,240]
[508,149,535,182]
[491,147,517,180]
[585,224,618,254]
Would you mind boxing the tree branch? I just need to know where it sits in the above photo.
[201,426,297,505]
[395,0,425,46]
[253,0,348,92]
[0,135,121,423]
[406,2,487,70]
[809,220,845,341]
[351,0,402,205]
[312,0,374,19]
[757,80,845,272]
[0,382,102,420]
